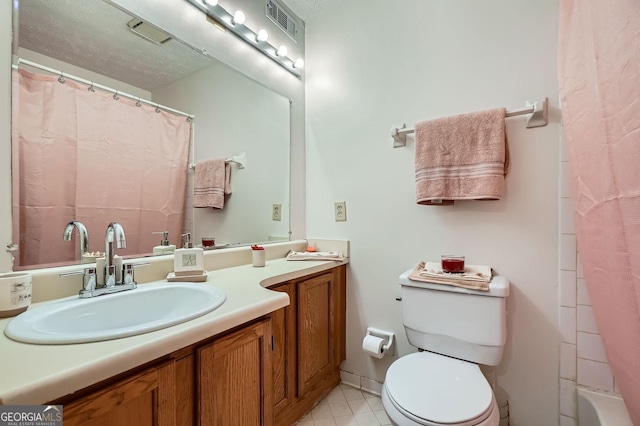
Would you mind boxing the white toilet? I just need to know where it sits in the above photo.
[381,269,510,426]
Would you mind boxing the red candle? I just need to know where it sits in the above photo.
[441,256,465,273]
[201,237,215,247]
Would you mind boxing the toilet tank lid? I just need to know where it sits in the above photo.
[399,269,510,298]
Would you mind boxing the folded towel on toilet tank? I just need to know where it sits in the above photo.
[408,261,492,291]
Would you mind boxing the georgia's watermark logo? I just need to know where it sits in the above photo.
[0,405,63,425]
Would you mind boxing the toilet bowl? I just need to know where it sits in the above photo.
[381,352,500,426]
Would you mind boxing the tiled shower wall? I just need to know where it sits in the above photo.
[558,130,620,426]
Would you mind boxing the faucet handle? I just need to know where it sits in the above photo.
[105,265,116,288]
[60,267,97,293]
[123,264,135,285]
[122,262,150,285]
[83,268,97,292]
[59,270,85,278]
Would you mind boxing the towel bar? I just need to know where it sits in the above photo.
[189,152,246,170]
[391,97,548,148]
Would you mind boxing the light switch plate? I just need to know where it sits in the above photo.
[272,204,282,221]
[334,201,347,222]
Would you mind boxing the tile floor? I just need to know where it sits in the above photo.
[296,384,391,426]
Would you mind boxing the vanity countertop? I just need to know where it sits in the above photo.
[0,258,347,405]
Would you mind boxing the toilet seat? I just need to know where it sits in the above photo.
[383,352,495,425]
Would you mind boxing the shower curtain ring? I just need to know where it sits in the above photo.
[113,90,120,100]
[155,106,161,113]
[186,116,193,122]
[88,82,95,92]
[58,72,65,84]
[135,98,141,107]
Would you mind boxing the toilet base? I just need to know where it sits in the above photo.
[381,382,500,426]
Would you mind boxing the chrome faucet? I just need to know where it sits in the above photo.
[59,221,147,298]
[63,221,89,262]
[104,222,126,287]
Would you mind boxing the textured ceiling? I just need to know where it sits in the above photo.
[18,0,214,91]
[281,0,341,21]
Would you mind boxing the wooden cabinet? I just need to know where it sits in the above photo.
[198,319,272,426]
[62,362,176,426]
[52,265,346,426]
[55,319,272,426]
[272,265,347,426]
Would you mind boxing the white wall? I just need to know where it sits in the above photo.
[152,61,291,246]
[304,1,560,424]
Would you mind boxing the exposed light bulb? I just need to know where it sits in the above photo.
[203,0,218,6]
[232,10,246,25]
[293,58,305,69]
[276,45,288,57]
[256,29,269,42]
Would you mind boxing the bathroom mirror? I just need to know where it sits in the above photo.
[12,0,291,270]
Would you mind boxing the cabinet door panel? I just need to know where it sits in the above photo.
[271,283,296,415]
[198,319,273,426]
[63,363,175,426]
[297,273,334,397]
[334,265,347,367]
[175,354,195,426]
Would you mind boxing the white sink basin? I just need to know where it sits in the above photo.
[4,282,226,344]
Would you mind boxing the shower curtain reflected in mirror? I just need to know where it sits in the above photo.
[12,69,191,267]
[559,0,640,423]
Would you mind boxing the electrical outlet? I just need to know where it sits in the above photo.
[334,201,347,222]
[272,204,282,221]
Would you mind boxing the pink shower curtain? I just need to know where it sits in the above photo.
[558,1,640,422]
[12,69,191,267]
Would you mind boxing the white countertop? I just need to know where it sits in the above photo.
[0,258,347,405]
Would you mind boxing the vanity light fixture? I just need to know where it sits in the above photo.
[293,58,304,69]
[257,29,269,42]
[188,0,302,78]
[232,10,246,25]
[276,45,288,57]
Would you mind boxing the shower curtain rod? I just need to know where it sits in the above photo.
[13,58,195,121]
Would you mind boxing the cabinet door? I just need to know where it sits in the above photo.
[297,272,335,398]
[198,319,273,426]
[175,354,195,426]
[63,362,176,426]
[271,282,297,416]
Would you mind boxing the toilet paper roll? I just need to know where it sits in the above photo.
[362,335,386,359]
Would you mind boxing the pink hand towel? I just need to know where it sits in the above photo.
[414,108,508,205]
[193,159,231,209]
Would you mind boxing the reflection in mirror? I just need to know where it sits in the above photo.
[12,0,291,270]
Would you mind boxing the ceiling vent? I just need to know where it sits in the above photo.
[266,0,299,42]
[127,19,172,45]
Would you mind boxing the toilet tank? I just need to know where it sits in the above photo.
[399,270,510,366]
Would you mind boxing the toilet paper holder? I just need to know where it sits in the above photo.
[365,327,395,356]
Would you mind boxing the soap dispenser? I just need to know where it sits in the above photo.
[174,233,204,277]
[152,231,176,256]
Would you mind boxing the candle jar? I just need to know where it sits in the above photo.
[441,255,465,273]
[201,237,215,248]
[252,247,266,267]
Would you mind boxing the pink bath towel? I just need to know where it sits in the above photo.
[414,108,507,205]
[193,159,231,209]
